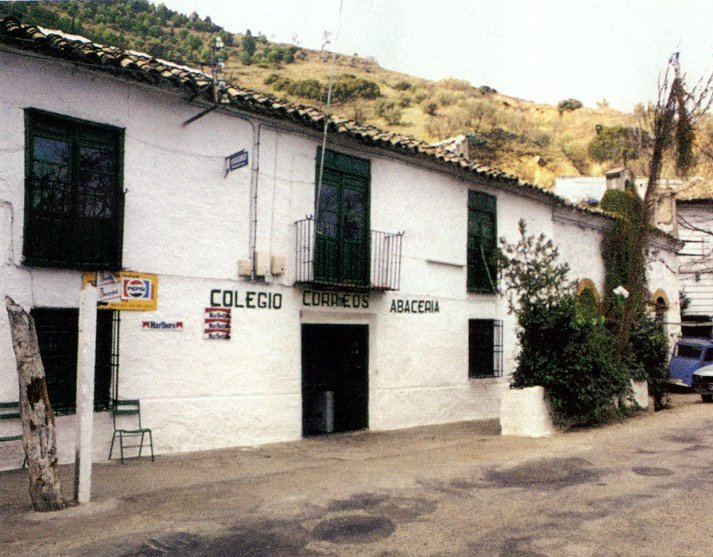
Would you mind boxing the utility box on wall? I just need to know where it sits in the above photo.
[255,252,270,276]
[271,255,286,276]
[237,259,252,277]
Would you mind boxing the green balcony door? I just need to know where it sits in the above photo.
[315,149,370,286]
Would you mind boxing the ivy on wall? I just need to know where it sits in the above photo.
[600,188,669,410]
[600,188,646,317]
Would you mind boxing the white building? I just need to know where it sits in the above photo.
[0,18,682,470]
[676,180,713,320]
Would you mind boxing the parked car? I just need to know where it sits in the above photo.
[693,365,713,402]
[668,338,713,388]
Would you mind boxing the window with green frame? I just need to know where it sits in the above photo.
[24,109,124,270]
[314,148,370,287]
[467,190,497,292]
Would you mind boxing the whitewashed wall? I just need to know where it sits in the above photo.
[0,51,680,470]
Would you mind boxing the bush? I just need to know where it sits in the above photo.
[533,133,552,148]
[557,98,583,115]
[398,95,411,108]
[264,73,280,86]
[629,316,669,410]
[512,297,632,427]
[500,220,633,428]
[332,75,380,101]
[376,99,402,125]
[264,74,379,103]
[393,80,412,91]
[421,101,438,116]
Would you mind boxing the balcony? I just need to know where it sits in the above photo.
[295,216,403,291]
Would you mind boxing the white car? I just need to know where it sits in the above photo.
[692,364,713,402]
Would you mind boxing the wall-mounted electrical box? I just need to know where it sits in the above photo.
[237,259,252,277]
[271,256,286,276]
[254,252,270,276]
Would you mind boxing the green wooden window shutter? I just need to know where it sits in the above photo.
[24,109,124,270]
[314,148,370,287]
[467,191,497,293]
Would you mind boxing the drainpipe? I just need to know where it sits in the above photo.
[183,95,262,280]
[248,121,261,280]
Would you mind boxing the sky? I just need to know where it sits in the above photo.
[160,0,713,112]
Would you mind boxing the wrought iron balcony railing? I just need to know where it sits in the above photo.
[295,216,403,291]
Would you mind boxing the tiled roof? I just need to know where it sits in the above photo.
[0,16,605,215]
[675,178,713,202]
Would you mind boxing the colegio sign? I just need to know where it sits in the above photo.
[209,289,283,310]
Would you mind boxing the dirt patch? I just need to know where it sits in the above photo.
[116,532,205,556]
[485,458,599,490]
[328,493,387,512]
[466,536,548,557]
[499,537,549,557]
[664,435,701,444]
[449,479,484,490]
[547,509,609,521]
[631,467,674,477]
[203,525,310,557]
[684,444,711,452]
[327,493,437,522]
[115,521,311,557]
[312,515,395,544]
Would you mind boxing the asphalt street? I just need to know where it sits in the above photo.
[1,393,711,556]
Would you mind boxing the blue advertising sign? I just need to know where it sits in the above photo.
[226,149,248,172]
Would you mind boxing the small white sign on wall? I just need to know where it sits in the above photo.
[142,320,184,331]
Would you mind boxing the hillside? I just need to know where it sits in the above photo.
[2,1,708,188]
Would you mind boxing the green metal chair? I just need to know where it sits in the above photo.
[108,399,154,464]
[0,402,27,468]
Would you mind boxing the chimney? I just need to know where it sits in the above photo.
[605,167,635,192]
[654,181,678,236]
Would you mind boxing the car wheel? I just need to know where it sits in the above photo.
[702,394,713,403]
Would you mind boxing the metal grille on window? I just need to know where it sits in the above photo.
[294,147,403,291]
[24,109,123,270]
[110,311,121,402]
[469,319,503,379]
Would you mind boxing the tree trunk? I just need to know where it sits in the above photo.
[5,296,66,512]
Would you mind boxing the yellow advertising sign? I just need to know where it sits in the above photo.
[82,271,158,311]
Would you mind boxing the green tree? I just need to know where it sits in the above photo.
[242,29,256,64]
[587,125,642,166]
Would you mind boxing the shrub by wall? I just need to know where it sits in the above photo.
[511,297,632,427]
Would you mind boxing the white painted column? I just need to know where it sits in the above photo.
[74,284,97,504]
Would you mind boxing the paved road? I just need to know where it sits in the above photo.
[1,393,712,556]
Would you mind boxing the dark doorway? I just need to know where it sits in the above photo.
[302,324,369,436]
